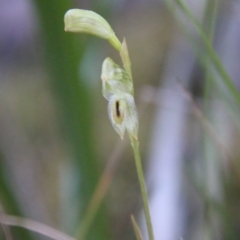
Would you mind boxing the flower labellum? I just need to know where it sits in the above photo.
[64,9,121,51]
[108,93,138,139]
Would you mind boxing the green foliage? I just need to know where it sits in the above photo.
[33,0,110,239]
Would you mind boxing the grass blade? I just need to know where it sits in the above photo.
[131,215,144,240]
[0,214,76,240]
[176,0,240,107]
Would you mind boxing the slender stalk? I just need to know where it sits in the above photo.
[121,37,154,240]
[130,136,154,240]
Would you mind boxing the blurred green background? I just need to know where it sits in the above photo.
[1,0,240,240]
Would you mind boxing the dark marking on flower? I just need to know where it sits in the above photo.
[116,101,120,117]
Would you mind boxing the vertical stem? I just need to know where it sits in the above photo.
[130,136,154,240]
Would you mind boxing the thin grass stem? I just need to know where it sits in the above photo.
[75,140,126,240]
[0,214,76,240]
[176,0,240,108]
[203,0,219,100]
[131,215,144,240]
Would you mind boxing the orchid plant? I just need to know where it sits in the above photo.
[64,9,154,240]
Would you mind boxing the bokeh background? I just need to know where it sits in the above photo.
[1,0,240,240]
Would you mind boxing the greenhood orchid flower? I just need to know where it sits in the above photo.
[101,57,138,139]
[64,9,139,140]
[64,9,154,240]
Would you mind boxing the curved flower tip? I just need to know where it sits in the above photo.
[64,9,121,51]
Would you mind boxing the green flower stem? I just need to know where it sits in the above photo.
[130,136,154,240]
[109,34,122,52]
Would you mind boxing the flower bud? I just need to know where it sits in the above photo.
[108,93,138,139]
[101,57,133,100]
[64,9,121,51]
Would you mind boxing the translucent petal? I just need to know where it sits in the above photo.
[101,58,133,100]
[123,94,139,139]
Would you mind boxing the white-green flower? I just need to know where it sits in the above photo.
[64,9,121,51]
[101,57,133,100]
[108,92,138,139]
[101,57,138,139]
